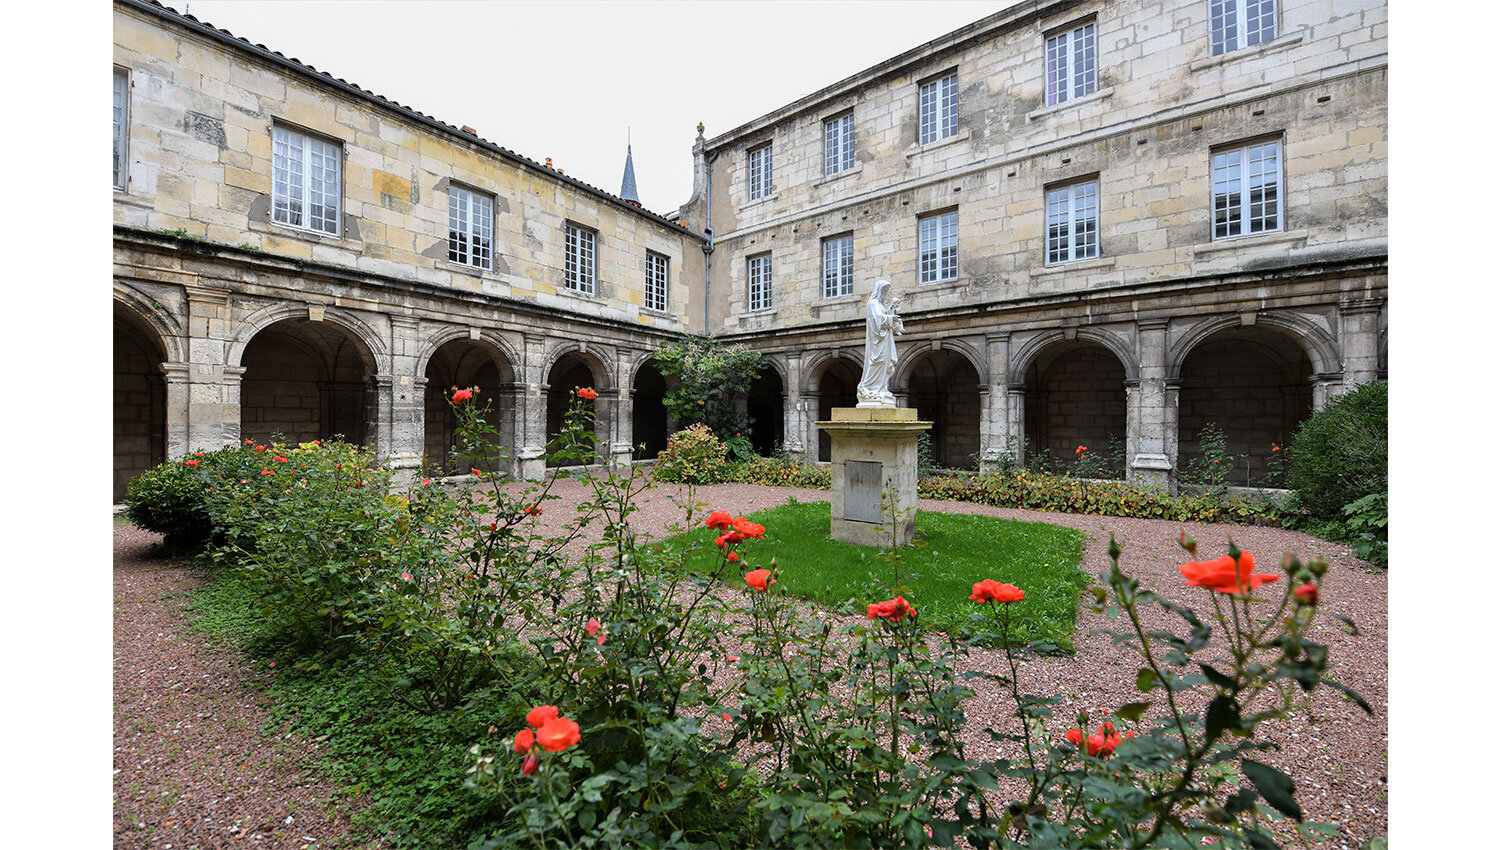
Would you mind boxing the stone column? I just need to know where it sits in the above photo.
[1005,385,1026,467]
[802,391,821,460]
[1164,380,1180,488]
[980,334,1012,470]
[162,362,192,460]
[184,285,238,453]
[1339,301,1381,392]
[382,317,424,486]
[1310,374,1344,411]
[498,381,525,478]
[784,355,805,455]
[1128,320,1174,489]
[517,335,548,480]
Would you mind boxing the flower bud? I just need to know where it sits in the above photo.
[1176,532,1197,557]
[1307,558,1328,577]
[521,754,540,776]
[1281,553,1300,575]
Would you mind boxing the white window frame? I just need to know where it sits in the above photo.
[1210,0,1277,56]
[824,112,854,176]
[1045,21,1098,107]
[448,185,494,270]
[1045,180,1100,264]
[565,223,597,294]
[822,234,854,299]
[1211,139,1282,240]
[645,252,669,312]
[748,144,774,200]
[918,211,959,283]
[113,67,130,190]
[918,72,959,145]
[747,254,773,311]
[272,125,343,236]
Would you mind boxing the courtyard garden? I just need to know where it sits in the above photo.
[114,387,1387,849]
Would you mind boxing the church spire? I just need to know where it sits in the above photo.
[620,134,641,207]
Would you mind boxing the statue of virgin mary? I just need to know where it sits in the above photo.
[856,279,903,407]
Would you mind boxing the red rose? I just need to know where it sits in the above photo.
[535,718,581,752]
[273,456,288,463]
[527,504,543,516]
[730,517,766,539]
[744,569,775,592]
[513,729,535,754]
[727,551,739,563]
[715,531,744,549]
[255,445,266,452]
[1076,445,1087,454]
[1180,551,1279,595]
[866,596,915,622]
[586,618,602,637]
[421,478,431,485]
[1294,583,1319,606]
[260,469,274,476]
[577,387,597,400]
[969,580,1025,604]
[451,387,473,404]
[184,459,199,467]
[704,510,733,530]
[521,754,540,776]
[526,705,560,729]
[1065,728,1084,747]
[471,468,483,478]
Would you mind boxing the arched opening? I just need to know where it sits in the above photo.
[746,368,785,457]
[1023,342,1128,475]
[812,357,860,462]
[632,359,671,460]
[1177,327,1313,486]
[423,338,515,474]
[240,318,375,447]
[114,304,168,502]
[903,349,982,470]
[546,352,605,467]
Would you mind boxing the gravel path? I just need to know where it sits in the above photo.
[113,523,378,849]
[114,479,1386,848]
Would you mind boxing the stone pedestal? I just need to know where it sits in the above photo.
[815,407,932,548]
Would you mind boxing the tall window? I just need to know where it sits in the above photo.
[1045,21,1097,106]
[448,185,494,270]
[1212,140,1281,239]
[565,223,597,293]
[1046,181,1100,264]
[113,68,129,190]
[918,72,959,145]
[824,113,854,176]
[272,126,342,235]
[1210,0,1277,56]
[747,254,773,311]
[748,144,774,200]
[822,234,854,298]
[918,211,959,283]
[645,252,669,312]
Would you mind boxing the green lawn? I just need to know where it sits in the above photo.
[660,499,1089,650]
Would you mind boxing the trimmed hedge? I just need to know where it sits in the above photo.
[917,470,1276,524]
[1288,380,1387,520]
[724,455,832,488]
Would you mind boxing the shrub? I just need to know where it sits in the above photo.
[724,454,831,488]
[1343,492,1388,568]
[653,423,729,484]
[124,456,213,549]
[1288,380,1387,519]
[654,336,766,442]
[918,469,1276,524]
[1184,421,1236,498]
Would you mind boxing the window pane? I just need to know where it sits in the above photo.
[1210,0,1237,55]
[1073,23,1096,100]
[473,193,493,269]
[449,188,469,264]
[1246,0,1276,47]
[272,127,304,227]
[113,70,128,189]
[1046,33,1067,106]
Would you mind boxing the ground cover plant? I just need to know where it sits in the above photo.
[135,384,1369,849]
[656,499,1088,649]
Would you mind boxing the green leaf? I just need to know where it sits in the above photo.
[1242,758,1303,821]
[1200,663,1237,690]
[1244,828,1280,849]
[1205,695,1240,742]
[1136,668,1160,692]
[1114,702,1150,722]
[1319,677,1374,714]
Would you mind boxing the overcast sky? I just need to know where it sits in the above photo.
[177,0,1022,214]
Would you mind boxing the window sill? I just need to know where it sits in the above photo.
[556,284,603,302]
[640,307,677,321]
[1026,86,1115,122]
[1193,228,1307,256]
[740,192,779,212]
[1033,256,1116,276]
[917,275,964,289]
[819,293,860,305]
[904,128,972,159]
[445,259,496,277]
[252,218,359,247]
[1188,32,1305,72]
[813,165,864,188]
[113,190,154,210]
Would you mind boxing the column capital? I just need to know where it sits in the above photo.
[1136,318,1170,333]
[161,361,192,381]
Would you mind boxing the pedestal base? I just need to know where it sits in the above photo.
[815,407,932,548]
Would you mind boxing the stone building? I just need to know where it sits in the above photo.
[113,0,1387,501]
[673,0,1387,485]
[112,0,703,500]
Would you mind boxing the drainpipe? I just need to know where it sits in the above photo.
[702,150,721,335]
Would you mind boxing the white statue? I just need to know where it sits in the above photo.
[856,279,903,407]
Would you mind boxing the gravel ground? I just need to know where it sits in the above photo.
[112,523,378,849]
[114,479,1386,848]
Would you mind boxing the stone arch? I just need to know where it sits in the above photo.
[238,314,380,447]
[540,341,616,391]
[746,364,785,457]
[1008,328,1138,387]
[893,338,989,391]
[1174,320,1315,485]
[630,356,674,460]
[114,299,170,501]
[422,334,519,474]
[1015,333,1132,475]
[545,348,610,467]
[227,303,387,373]
[113,284,186,363]
[1167,312,1339,383]
[805,351,862,461]
[415,327,520,384]
[898,345,983,470]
